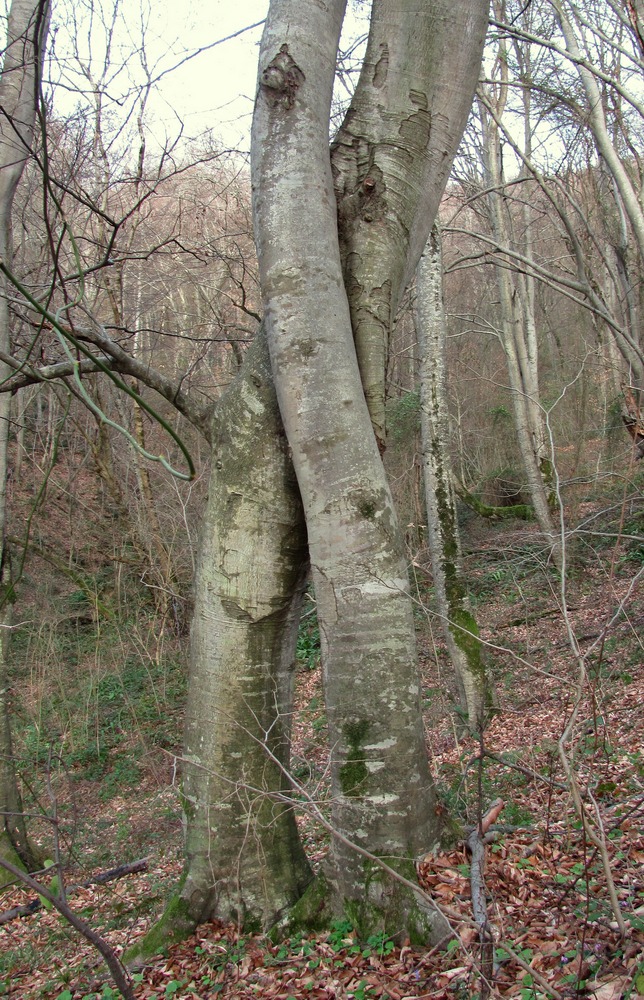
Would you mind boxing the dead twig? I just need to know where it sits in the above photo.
[0,857,136,1000]
[0,857,149,925]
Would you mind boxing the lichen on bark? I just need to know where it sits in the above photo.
[417,226,496,731]
[339,720,370,796]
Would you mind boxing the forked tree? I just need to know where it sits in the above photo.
[127,0,488,958]
[0,0,488,949]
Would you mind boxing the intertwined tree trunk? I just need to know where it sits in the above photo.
[0,0,50,880]
[132,0,488,955]
[126,333,313,961]
[253,0,487,941]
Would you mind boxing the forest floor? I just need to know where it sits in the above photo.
[0,495,643,1000]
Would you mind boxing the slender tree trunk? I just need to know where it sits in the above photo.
[478,97,561,563]
[252,0,486,942]
[0,0,50,879]
[416,226,495,732]
[553,0,644,264]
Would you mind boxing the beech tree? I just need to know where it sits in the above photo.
[416,225,495,731]
[484,0,644,430]
[126,0,489,956]
[0,0,487,951]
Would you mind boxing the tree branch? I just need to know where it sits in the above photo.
[0,857,136,999]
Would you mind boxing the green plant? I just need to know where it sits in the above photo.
[297,609,321,670]
[519,974,538,1000]
[0,943,40,983]
[361,931,395,958]
[327,918,354,951]
[58,987,121,1000]
[14,621,187,796]
[627,959,644,997]
[197,937,247,973]
[38,859,60,911]
[312,712,327,733]
[266,932,315,964]
[99,754,142,802]
[502,800,534,826]
[387,390,420,443]
[350,981,378,1000]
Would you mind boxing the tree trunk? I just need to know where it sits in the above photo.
[332,0,490,448]
[126,332,312,962]
[140,0,488,952]
[553,0,644,265]
[0,0,50,879]
[416,225,495,732]
[252,0,486,942]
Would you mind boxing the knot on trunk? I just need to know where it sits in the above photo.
[260,44,305,110]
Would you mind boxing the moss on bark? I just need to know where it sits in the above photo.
[269,872,333,940]
[0,831,26,889]
[339,720,370,796]
[342,856,452,946]
[454,481,534,521]
[124,875,195,968]
[273,859,453,949]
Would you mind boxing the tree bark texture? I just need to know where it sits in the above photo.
[332,0,490,446]
[126,332,312,962]
[180,332,312,928]
[144,0,488,950]
[416,226,495,732]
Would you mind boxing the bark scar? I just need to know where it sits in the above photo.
[372,43,389,89]
[260,44,305,110]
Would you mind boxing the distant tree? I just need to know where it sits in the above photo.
[416,225,495,731]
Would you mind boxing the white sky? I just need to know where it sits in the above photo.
[43,0,368,157]
[145,0,269,150]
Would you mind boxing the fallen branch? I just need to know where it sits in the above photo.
[0,857,149,925]
[500,942,562,999]
[0,857,136,1000]
[466,799,503,1000]
[498,605,577,628]
[482,750,568,790]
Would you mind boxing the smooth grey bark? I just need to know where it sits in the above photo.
[0,0,50,879]
[416,226,495,732]
[178,332,311,929]
[252,0,487,942]
[332,0,491,447]
[126,332,312,961]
